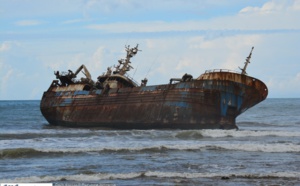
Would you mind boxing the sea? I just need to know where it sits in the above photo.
[0,98,300,186]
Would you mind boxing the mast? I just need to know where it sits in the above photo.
[114,44,140,76]
[240,46,254,75]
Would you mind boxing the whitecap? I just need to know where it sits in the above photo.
[1,171,300,182]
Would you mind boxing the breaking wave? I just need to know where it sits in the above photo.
[0,148,62,159]
[2,141,300,159]
[1,129,300,141]
[174,129,300,138]
[1,171,300,183]
[43,143,299,153]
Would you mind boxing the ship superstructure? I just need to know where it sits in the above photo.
[41,45,268,129]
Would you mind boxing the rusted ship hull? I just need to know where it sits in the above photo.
[40,71,268,129]
[40,45,268,129]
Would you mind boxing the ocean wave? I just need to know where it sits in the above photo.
[175,129,300,139]
[2,128,300,141]
[1,171,300,182]
[239,122,300,129]
[0,128,94,136]
[41,142,300,153]
[0,129,164,140]
[1,142,300,159]
[210,143,300,153]
[0,148,62,159]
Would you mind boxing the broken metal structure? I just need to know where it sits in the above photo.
[40,45,268,129]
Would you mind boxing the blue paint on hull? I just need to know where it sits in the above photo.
[41,76,267,129]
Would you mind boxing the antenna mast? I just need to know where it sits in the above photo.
[240,46,254,75]
[118,44,140,75]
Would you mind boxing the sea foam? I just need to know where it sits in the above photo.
[175,129,300,138]
[1,141,299,160]
[1,171,300,183]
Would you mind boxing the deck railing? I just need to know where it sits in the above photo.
[125,74,140,86]
[204,69,241,74]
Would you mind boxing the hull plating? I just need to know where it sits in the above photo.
[40,73,268,129]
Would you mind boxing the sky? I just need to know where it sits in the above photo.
[0,0,300,100]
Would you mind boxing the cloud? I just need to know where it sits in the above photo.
[83,0,200,16]
[86,0,300,33]
[0,63,14,95]
[61,19,86,25]
[84,0,136,13]
[127,35,255,83]
[2,0,300,100]
[237,0,300,30]
[87,21,174,33]
[0,41,20,52]
[186,34,261,70]
[239,0,298,14]
[87,16,299,34]
[267,72,300,98]
[41,46,111,81]
[90,47,106,71]
[15,20,42,26]
[240,1,283,14]
[292,0,300,10]
[0,42,11,52]
[0,0,241,20]
[1,0,83,19]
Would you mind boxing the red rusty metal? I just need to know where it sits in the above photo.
[40,46,268,129]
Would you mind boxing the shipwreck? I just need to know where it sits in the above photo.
[40,45,268,129]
